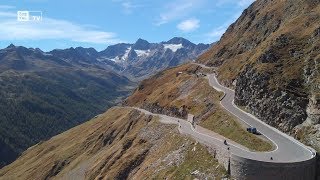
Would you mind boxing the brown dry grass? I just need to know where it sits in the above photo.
[0,106,228,180]
[0,107,152,179]
[126,63,273,151]
[197,0,320,90]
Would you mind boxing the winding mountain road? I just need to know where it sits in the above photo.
[134,63,316,163]
[207,74,315,162]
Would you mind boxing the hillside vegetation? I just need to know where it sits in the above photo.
[0,61,276,179]
[198,0,320,152]
[125,63,272,151]
[0,45,133,167]
[0,107,227,180]
[0,37,208,167]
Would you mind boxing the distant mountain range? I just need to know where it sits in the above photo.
[2,0,320,178]
[49,37,211,80]
[0,37,209,167]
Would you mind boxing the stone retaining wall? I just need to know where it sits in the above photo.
[185,114,317,179]
[199,139,316,179]
[230,154,316,180]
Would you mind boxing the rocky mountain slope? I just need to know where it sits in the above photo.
[0,45,133,168]
[3,0,319,178]
[43,38,210,81]
[0,107,227,180]
[0,62,273,179]
[48,38,210,81]
[198,0,320,157]
[124,63,272,152]
[96,37,211,80]
[0,37,207,168]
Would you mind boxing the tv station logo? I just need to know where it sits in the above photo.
[17,11,42,22]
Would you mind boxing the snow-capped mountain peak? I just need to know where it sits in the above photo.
[163,44,183,52]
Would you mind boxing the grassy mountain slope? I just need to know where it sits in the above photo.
[4,0,319,177]
[0,38,208,167]
[0,46,134,167]
[198,0,320,150]
[0,107,227,180]
[125,63,272,151]
[199,0,319,88]
[0,62,274,179]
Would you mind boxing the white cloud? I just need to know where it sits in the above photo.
[122,2,134,14]
[155,0,204,25]
[205,10,242,42]
[177,18,200,32]
[237,0,255,7]
[214,0,255,7]
[121,2,144,14]
[112,0,144,14]
[205,1,248,42]
[0,5,15,9]
[0,9,121,44]
[207,25,227,39]
[0,11,16,17]
[155,0,254,26]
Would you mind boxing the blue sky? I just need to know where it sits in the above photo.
[0,0,255,51]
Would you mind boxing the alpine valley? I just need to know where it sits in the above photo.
[0,37,210,167]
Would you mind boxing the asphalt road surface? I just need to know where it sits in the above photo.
[133,63,316,163]
[207,74,315,162]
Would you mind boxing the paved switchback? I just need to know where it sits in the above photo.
[133,63,316,164]
[207,74,315,162]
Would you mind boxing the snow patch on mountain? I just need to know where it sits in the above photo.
[135,49,150,57]
[163,44,183,52]
[97,56,119,62]
[42,52,52,56]
[122,47,132,61]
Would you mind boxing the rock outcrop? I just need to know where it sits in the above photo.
[142,102,188,119]
[198,0,320,134]
[235,66,309,132]
[197,0,320,176]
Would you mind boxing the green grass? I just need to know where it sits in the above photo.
[127,62,273,159]
[154,136,227,180]
[200,108,274,152]
[0,68,132,167]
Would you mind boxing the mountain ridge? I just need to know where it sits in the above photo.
[0,44,134,168]
[97,37,211,80]
[197,0,320,176]
[2,0,320,179]
[7,37,210,80]
[0,37,209,168]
